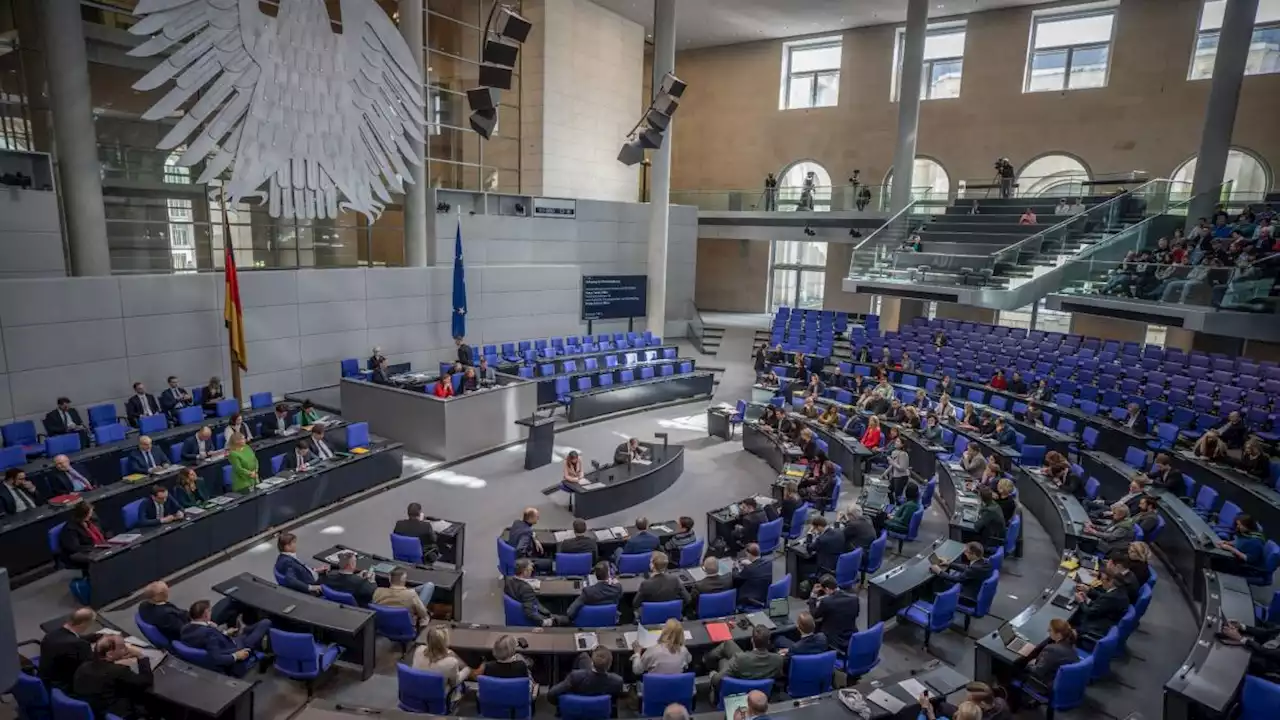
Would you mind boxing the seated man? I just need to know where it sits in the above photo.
[284,439,313,471]
[39,608,98,691]
[72,635,153,720]
[306,425,337,461]
[547,646,624,706]
[127,436,171,475]
[160,376,194,418]
[392,502,441,564]
[125,382,162,427]
[138,581,189,642]
[182,427,215,463]
[689,556,734,614]
[988,418,1016,447]
[1220,618,1280,679]
[275,532,323,595]
[929,542,992,605]
[807,574,860,651]
[179,599,272,677]
[973,486,1008,551]
[1085,503,1136,555]
[506,558,559,626]
[372,567,434,628]
[732,543,773,608]
[558,518,600,565]
[138,484,184,526]
[44,397,90,447]
[1133,495,1160,538]
[507,507,552,574]
[613,437,645,464]
[261,403,293,437]
[778,482,802,534]
[805,515,845,576]
[706,625,785,692]
[1,468,43,516]
[840,504,878,553]
[1069,568,1129,648]
[321,551,378,606]
[567,562,623,623]
[732,498,771,552]
[774,611,828,655]
[613,516,660,563]
[1218,514,1270,581]
[47,454,94,495]
[634,551,691,612]
[663,516,698,556]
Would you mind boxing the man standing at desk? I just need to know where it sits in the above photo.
[614,437,646,465]
[182,427,214,463]
[392,502,441,564]
[45,397,90,447]
[125,382,161,428]
[455,336,473,366]
[160,376,193,419]
[128,436,170,475]
[321,551,378,606]
[48,454,95,494]
[808,574,860,651]
[180,600,272,677]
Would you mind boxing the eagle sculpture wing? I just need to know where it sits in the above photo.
[129,0,426,221]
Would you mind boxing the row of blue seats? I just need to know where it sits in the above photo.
[553,361,696,403]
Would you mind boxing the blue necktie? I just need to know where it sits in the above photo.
[145,451,154,468]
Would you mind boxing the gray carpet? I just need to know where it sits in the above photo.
[4,322,1198,720]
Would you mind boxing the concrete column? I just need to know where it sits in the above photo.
[40,0,111,276]
[645,0,675,336]
[1188,0,1259,223]
[400,0,428,266]
[889,0,928,213]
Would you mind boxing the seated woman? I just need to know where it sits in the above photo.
[1127,541,1153,586]
[902,406,923,431]
[461,367,479,393]
[1193,430,1228,461]
[935,394,955,422]
[799,396,821,420]
[413,626,472,701]
[172,468,208,508]
[877,481,921,534]
[799,459,837,504]
[805,373,823,397]
[958,403,980,430]
[1023,619,1078,695]
[477,634,537,696]
[995,477,1018,523]
[1218,515,1270,581]
[911,389,929,410]
[631,619,691,677]
[434,373,455,399]
[797,428,818,463]
[760,370,781,388]
[563,450,585,487]
[202,376,224,413]
[959,443,986,480]
[860,416,883,450]
[1238,439,1272,480]
[818,403,839,427]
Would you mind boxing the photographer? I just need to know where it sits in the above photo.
[996,158,1015,199]
[763,173,778,211]
[799,171,816,211]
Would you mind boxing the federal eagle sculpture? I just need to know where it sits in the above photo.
[129,0,427,221]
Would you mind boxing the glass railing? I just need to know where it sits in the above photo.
[669,184,935,213]
[1056,253,1279,314]
[954,170,1156,200]
[846,200,935,279]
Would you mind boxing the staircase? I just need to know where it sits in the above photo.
[698,325,725,356]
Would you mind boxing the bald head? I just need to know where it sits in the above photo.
[662,705,690,720]
[746,691,769,716]
[53,454,71,471]
[144,581,169,603]
[67,608,96,632]
[703,556,719,575]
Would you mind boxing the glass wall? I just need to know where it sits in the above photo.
[769,240,828,311]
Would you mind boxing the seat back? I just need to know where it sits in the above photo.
[2,420,37,447]
[574,603,619,628]
[767,574,792,603]
[641,673,695,716]
[502,594,534,626]
[1051,656,1093,710]
[134,613,172,649]
[835,548,863,589]
[678,539,705,568]
[49,688,93,720]
[88,404,118,428]
[559,694,612,720]
[1004,515,1021,556]
[345,422,370,450]
[1194,485,1219,514]
[138,414,167,434]
[757,517,784,554]
[94,422,127,445]
[340,358,360,377]
[121,498,147,530]
[718,678,774,709]
[214,399,239,417]
[865,532,887,573]
[170,640,214,669]
[370,603,418,641]
[478,676,533,719]
[844,621,884,676]
[1242,675,1280,720]
[320,585,358,606]
[45,433,82,457]
[270,453,286,475]
[1082,426,1099,448]
[639,599,684,624]
[554,552,593,576]
[617,552,651,574]
[396,663,451,714]
[12,669,51,719]
[929,584,960,631]
[1123,446,1148,469]
[1084,477,1100,501]
[972,570,1000,618]
[270,629,326,678]
[697,589,738,619]
[250,392,273,409]
[786,651,837,698]
[496,538,517,576]
[391,533,424,563]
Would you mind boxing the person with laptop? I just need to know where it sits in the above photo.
[929,542,993,606]
[1022,618,1079,692]
[1070,567,1130,649]
[807,574,860,651]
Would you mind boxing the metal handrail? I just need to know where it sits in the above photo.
[852,199,921,253]
[989,178,1168,268]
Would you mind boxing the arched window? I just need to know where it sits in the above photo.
[1172,147,1272,201]
[1016,153,1091,197]
[885,157,951,210]
[778,160,832,212]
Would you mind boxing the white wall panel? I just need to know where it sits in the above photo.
[3,319,127,373]
[126,348,226,391]
[364,268,428,299]
[244,337,302,375]
[240,369,303,399]
[7,359,131,417]
[299,330,370,368]
[365,298,430,329]
[242,304,301,343]
[120,274,218,317]
[123,311,222,357]
[299,300,367,336]
[0,277,121,327]
[367,325,431,355]
[0,375,13,423]
[237,270,298,307]
[297,268,366,303]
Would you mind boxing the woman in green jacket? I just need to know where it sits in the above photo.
[227,431,259,492]
[299,399,321,427]
[883,481,921,534]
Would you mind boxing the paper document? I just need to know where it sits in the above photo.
[594,529,615,541]
[649,524,672,533]
[581,482,604,490]
[755,495,774,506]
[898,678,929,700]
[184,506,206,516]
[553,530,575,543]
[867,690,906,714]
[686,567,706,582]
[611,527,627,537]
[325,553,344,565]
[626,625,659,649]
[109,534,141,544]
[574,632,599,651]
[430,520,452,533]
[632,458,652,465]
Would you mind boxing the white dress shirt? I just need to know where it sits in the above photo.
[3,483,36,512]
[313,437,334,460]
[138,393,155,416]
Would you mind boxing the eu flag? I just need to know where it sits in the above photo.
[452,218,467,339]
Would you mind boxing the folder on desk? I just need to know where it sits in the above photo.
[350,447,370,454]
[431,520,453,533]
[705,622,733,643]
[554,530,575,542]
[594,529,615,541]
[122,474,149,484]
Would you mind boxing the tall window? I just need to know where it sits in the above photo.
[1190,0,1280,79]
[1024,4,1117,92]
[885,157,951,210]
[1017,154,1092,197]
[892,24,966,101]
[780,38,842,110]
[778,161,833,212]
[163,153,197,272]
[1171,148,1273,202]
[769,241,828,311]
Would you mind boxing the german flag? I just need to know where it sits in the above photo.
[224,245,247,371]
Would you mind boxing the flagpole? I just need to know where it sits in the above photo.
[223,187,243,404]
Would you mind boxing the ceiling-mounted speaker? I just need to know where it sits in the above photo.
[659,72,687,98]
[636,127,665,150]
[652,94,679,116]
[479,63,514,90]
[466,87,498,113]
[617,141,645,166]
[645,109,671,132]
[496,7,533,43]
[483,39,520,68]
[470,109,497,139]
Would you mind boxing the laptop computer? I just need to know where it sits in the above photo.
[768,597,790,618]
[1051,594,1079,611]
[998,623,1035,656]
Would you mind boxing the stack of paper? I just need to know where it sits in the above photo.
[553,530,575,542]
[594,529,615,541]
[649,524,673,534]
[109,533,141,545]
[430,520,453,533]
[899,678,929,699]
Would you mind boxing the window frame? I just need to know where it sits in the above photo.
[1022,4,1119,93]
[891,22,968,102]
[779,37,843,110]
[1188,0,1280,80]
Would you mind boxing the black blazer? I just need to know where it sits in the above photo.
[504,576,551,623]
[261,412,292,437]
[284,450,312,471]
[736,509,770,544]
[58,521,100,559]
[558,535,600,564]
[1028,640,1078,685]
[47,469,93,496]
[809,589,860,651]
[733,559,773,607]
[160,387,192,412]
[1124,409,1148,433]
[73,657,154,720]
[125,394,161,424]
[787,632,831,656]
[138,601,189,641]
[457,344,474,366]
[181,434,213,462]
[842,518,877,552]
[0,483,42,515]
[39,627,94,690]
[567,581,623,621]
[808,527,846,574]
[43,408,85,436]
[139,496,183,526]
[1077,586,1129,637]
[322,571,376,607]
[633,572,690,610]
[392,517,440,559]
[548,668,624,701]
[939,556,992,601]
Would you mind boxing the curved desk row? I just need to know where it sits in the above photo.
[973,570,1076,688]
[742,421,802,474]
[0,420,335,578]
[492,343,676,376]
[1168,448,1280,541]
[311,544,464,620]
[779,411,873,487]
[566,371,716,423]
[1163,570,1256,719]
[500,518,681,561]
[566,443,685,519]
[527,350,687,404]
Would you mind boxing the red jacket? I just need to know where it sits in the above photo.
[989,376,1008,390]
[433,381,454,398]
[860,427,882,449]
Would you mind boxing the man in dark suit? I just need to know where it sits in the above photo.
[689,556,734,614]
[806,516,846,576]
[930,542,992,605]
[732,543,773,608]
[507,507,552,573]
[275,532,323,594]
[72,635,153,719]
[567,562,623,622]
[840,505,878,553]
[321,551,377,606]
[138,485,184,527]
[808,574,860,651]
[392,502,440,564]
[48,454,95,495]
[370,358,392,385]
[0,468,42,516]
[613,516,660,563]
[455,336,474,366]
[778,482,802,535]
[368,347,386,371]
[179,599,272,677]
[547,646,624,706]
[261,403,293,437]
[159,376,194,418]
[138,581,190,641]
[775,611,829,655]
[284,440,313,471]
[1071,567,1130,645]
[733,498,770,553]
[44,397,90,447]
[613,438,643,465]
[39,608,98,690]
[307,425,337,461]
[127,436,170,475]
[182,427,215,463]
[1123,402,1148,433]
[632,551,691,611]
[558,518,599,564]
[125,382,162,427]
[506,558,558,626]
